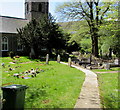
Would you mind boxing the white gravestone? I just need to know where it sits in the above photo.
[57,55,60,63]
[105,63,110,70]
[46,54,49,64]
[68,58,72,67]
[114,59,119,65]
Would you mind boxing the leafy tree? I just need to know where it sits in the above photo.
[99,21,120,63]
[17,14,67,58]
[17,19,41,58]
[98,2,119,58]
[66,40,80,53]
[56,0,113,57]
[59,20,91,54]
[80,38,92,53]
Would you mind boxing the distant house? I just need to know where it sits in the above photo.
[0,0,49,57]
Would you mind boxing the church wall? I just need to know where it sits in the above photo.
[0,33,30,57]
[0,0,49,57]
[0,33,17,57]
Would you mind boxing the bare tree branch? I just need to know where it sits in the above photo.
[79,2,90,18]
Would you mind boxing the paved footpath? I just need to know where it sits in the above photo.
[61,62,102,109]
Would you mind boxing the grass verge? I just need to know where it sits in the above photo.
[93,68,120,109]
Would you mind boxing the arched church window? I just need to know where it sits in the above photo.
[39,3,42,12]
[1,37,8,51]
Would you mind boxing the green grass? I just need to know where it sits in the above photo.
[1,56,85,108]
[92,67,120,72]
[0,56,32,64]
[93,68,119,109]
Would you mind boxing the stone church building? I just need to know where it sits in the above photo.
[0,0,49,57]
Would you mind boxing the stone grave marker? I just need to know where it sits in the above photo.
[105,63,110,70]
[57,55,60,63]
[68,57,72,67]
[30,47,35,59]
[114,59,119,65]
[78,53,82,60]
[46,54,49,64]
[89,54,92,64]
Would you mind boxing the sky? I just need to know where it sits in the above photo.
[0,0,115,21]
[0,0,70,20]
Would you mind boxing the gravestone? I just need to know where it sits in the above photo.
[105,63,110,70]
[57,55,60,63]
[68,58,72,67]
[78,53,82,60]
[114,59,119,65]
[87,56,92,64]
[89,54,92,64]
[30,47,35,59]
[46,54,49,64]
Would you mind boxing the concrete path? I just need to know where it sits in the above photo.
[61,62,102,109]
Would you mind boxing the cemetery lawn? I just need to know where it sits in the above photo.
[93,68,119,109]
[1,57,85,108]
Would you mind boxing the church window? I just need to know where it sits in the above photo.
[39,3,42,12]
[1,37,8,51]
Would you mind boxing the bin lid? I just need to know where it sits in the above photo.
[1,84,28,90]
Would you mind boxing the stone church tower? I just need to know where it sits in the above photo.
[25,0,49,21]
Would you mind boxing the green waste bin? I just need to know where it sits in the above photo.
[1,84,28,110]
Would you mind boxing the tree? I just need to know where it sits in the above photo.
[17,14,67,58]
[66,40,80,53]
[59,20,91,54]
[56,0,112,57]
[38,14,67,56]
[17,19,42,58]
[98,20,117,57]
[98,2,119,58]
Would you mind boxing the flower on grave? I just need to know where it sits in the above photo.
[36,68,40,73]
[25,71,28,74]
[1,63,5,67]
[15,55,20,58]
[1,63,4,65]
[21,76,24,79]
[9,68,13,71]
[28,70,31,73]
[40,69,43,71]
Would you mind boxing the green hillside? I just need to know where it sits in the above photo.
[58,20,92,53]
[58,20,88,33]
